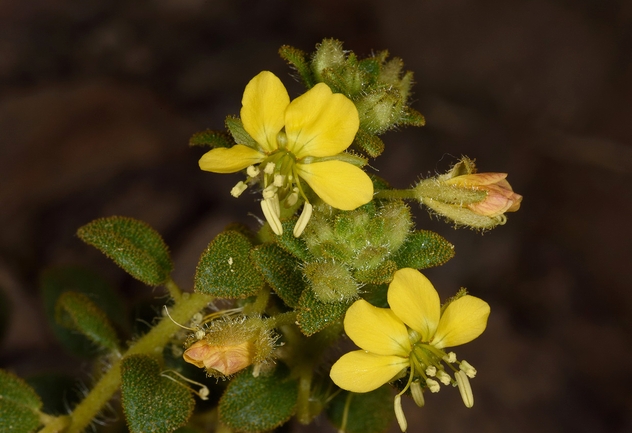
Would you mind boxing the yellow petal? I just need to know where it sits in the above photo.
[240,71,290,153]
[199,145,265,173]
[330,350,409,393]
[344,299,411,357]
[387,268,440,342]
[284,83,359,159]
[432,295,490,349]
[296,160,373,210]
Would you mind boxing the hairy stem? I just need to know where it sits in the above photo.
[65,291,213,433]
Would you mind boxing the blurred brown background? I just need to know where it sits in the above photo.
[1,0,631,432]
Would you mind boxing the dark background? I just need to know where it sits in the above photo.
[1,1,631,432]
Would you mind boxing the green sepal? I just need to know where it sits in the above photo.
[40,266,125,357]
[189,129,234,148]
[398,107,426,127]
[77,216,173,286]
[297,288,353,336]
[392,230,455,269]
[278,45,316,88]
[353,129,385,158]
[353,259,398,284]
[0,369,42,433]
[121,355,195,433]
[54,291,120,353]
[225,116,258,149]
[326,386,394,433]
[194,230,264,298]
[250,243,306,308]
[219,365,298,433]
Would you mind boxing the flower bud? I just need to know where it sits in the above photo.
[183,316,277,378]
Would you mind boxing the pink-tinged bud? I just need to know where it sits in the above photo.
[445,173,522,217]
[183,340,254,376]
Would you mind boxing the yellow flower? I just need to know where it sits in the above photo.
[198,71,374,236]
[330,268,490,431]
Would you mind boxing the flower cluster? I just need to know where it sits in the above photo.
[198,71,374,237]
[330,268,490,431]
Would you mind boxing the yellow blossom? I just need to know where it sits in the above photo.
[330,268,490,431]
[198,71,374,236]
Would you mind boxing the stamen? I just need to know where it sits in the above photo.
[273,174,285,187]
[160,370,210,401]
[264,162,276,174]
[410,381,425,407]
[262,184,277,199]
[393,394,408,432]
[293,202,313,237]
[425,365,437,376]
[436,370,452,385]
[459,360,477,378]
[455,370,474,408]
[285,190,299,207]
[443,352,457,363]
[261,199,283,235]
[425,378,440,393]
[230,181,248,198]
[247,165,260,178]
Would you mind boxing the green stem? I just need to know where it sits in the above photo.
[66,292,213,433]
[165,278,182,302]
[38,414,69,433]
[374,188,417,200]
[295,363,314,424]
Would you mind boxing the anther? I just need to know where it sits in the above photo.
[273,174,285,187]
[261,199,283,235]
[247,165,260,178]
[293,202,313,237]
[455,370,474,408]
[264,162,275,174]
[443,352,457,363]
[262,184,277,199]
[459,360,477,378]
[436,370,452,385]
[230,181,248,198]
[425,365,437,376]
[425,378,440,393]
[394,394,408,432]
[410,381,425,407]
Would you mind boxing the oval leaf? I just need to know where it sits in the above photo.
[121,355,194,433]
[194,230,264,298]
[55,291,120,353]
[40,267,125,357]
[250,244,306,308]
[77,216,173,286]
[0,369,42,433]
[219,365,297,432]
[297,289,353,336]
[391,230,455,269]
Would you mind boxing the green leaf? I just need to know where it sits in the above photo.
[77,216,173,286]
[225,116,258,149]
[55,291,120,353]
[194,230,264,298]
[297,288,352,336]
[279,45,316,88]
[250,243,306,308]
[269,219,312,261]
[219,365,297,432]
[398,107,426,127]
[0,369,42,433]
[40,266,125,357]
[391,230,455,269]
[327,386,394,433]
[353,259,397,284]
[121,355,195,433]
[189,129,234,148]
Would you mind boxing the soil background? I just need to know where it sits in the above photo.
[1,1,631,432]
